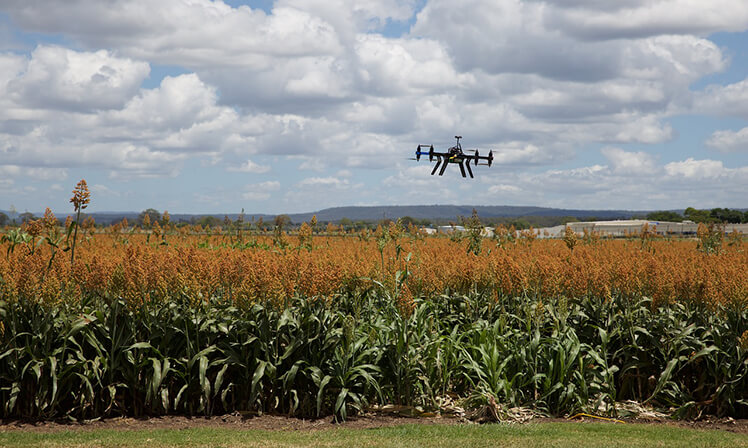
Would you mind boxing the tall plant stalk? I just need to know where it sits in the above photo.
[68,179,90,267]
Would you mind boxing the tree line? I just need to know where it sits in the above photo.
[646,207,748,224]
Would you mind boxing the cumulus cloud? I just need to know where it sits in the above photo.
[706,127,748,152]
[664,158,729,179]
[488,158,748,209]
[0,72,233,177]
[7,46,149,112]
[694,78,748,119]
[227,159,271,174]
[411,1,727,83]
[0,165,68,181]
[242,180,280,201]
[355,35,474,96]
[601,147,658,175]
[297,176,350,188]
[2,1,343,65]
[488,184,522,194]
[544,0,748,40]
[90,184,120,197]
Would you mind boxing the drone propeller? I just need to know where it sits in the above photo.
[488,150,493,167]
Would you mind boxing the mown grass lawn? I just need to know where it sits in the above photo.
[1,422,747,448]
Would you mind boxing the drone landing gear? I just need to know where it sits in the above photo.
[439,158,449,176]
[431,158,442,175]
[457,161,475,178]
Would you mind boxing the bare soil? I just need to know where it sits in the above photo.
[0,413,454,433]
[1,413,746,434]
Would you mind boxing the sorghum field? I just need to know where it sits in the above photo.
[1,201,747,421]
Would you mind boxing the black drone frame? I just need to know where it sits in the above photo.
[413,136,493,178]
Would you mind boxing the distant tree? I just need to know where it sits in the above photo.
[0,212,8,226]
[339,217,353,230]
[274,214,291,231]
[684,207,713,223]
[19,212,36,224]
[710,207,744,224]
[196,215,221,227]
[399,216,417,228]
[353,220,369,230]
[138,208,161,226]
[646,211,683,222]
[509,218,531,230]
[377,218,393,228]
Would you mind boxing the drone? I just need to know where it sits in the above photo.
[411,136,493,178]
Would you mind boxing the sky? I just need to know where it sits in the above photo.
[0,0,747,215]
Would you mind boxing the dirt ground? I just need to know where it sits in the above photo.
[1,413,747,435]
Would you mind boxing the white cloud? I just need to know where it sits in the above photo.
[664,158,728,179]
[487,184,521,194]
[476,157,748,209]
[0,71,252,177]
[227,159,271,173]
[242,180,280,201]
[0,165,21,177]
[600,147,658,175]
[706,127,748,152]
[491,143,556,165]
[291,156,326,172]
[90,184,120,197]
[355,34,474,95]
[297,176,350,188]
[2,1,344,66]
[8,46,149,112]
[411,0,728,84]
[546,0,748,40]
[0,165,68,180]
[279,0,418,36]
[694,78,748,119]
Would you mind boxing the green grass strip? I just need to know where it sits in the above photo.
[1,423,747,448]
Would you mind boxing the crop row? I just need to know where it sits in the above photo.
[1,233,746,308]
[1,291,746,421]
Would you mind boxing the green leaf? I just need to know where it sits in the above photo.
[316,375,332,416]
[151,357,163,396]
[646,358,678,404]
[174,384,188,411]
[335,388,349,421]
[250,361,267,404]
[214,364,228,397]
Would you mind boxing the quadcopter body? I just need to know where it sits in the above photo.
[413,136,493,178]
